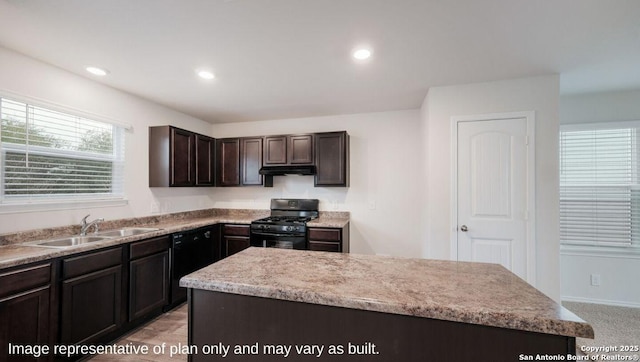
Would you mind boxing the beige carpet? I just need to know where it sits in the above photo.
[563,301,640,358]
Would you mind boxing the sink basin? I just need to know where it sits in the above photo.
[95,227,161,237]
[24,227,161,249]
[30,236,112,248]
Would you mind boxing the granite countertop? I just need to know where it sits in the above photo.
[180,247,594,339]
[0,209,350,269]
[307,212,349,228]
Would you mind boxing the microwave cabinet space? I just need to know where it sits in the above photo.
[264,134,314,166]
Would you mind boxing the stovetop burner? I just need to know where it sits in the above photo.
[253,216,314,225]
[250,198,319,236]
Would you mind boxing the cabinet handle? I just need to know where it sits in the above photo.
[460,225,468,232]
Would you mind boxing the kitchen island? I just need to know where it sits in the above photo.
[180,247,593,362]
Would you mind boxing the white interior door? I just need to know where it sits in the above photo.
[455,114,534,282]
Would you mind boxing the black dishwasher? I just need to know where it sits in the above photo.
[168,225,217,308]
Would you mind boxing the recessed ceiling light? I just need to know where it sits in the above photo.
[86,66,109,76]
[353,48,372,60]
[197,70,215,80]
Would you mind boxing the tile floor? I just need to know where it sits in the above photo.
[88,304,188,361]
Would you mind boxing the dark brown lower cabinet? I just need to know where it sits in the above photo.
[60,247,124,346]
[129,236,170,321]
[223,236,250,257]
[307,224,350,253]
[0,262,55,362]
[222,224,251,258]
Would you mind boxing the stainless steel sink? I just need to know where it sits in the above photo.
[95,227,160,237]
[24,228,161,249]
[29,236,112,248]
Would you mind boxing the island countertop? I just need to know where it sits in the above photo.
[180,247,594,339]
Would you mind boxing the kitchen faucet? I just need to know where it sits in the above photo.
[80,214,104,236]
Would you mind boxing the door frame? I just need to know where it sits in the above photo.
[450,111,537,285]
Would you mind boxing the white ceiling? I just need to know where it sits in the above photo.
[0,0,639,123]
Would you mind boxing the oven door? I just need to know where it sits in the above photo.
[250,231,307,250]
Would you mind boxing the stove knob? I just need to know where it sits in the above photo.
[286,226,293,232]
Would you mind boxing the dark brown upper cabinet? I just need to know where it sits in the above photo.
[264,135,287,165]
[216,138,240,186]
[216,137,263,186]
[315,131,349,187]
[242,137,263,185]
[149,126,215,187]
[195,134,216,186]
[264,134,314,165]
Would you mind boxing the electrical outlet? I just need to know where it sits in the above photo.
[590,274,601,286]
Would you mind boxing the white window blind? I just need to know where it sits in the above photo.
[0,97,125,203]
[559,124,640,247]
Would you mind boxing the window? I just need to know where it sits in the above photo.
[559,122,640,248]
[0,96,125,207]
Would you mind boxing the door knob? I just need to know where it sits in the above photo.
[460,225,468,232]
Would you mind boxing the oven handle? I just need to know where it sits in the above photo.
[251,232,306,238]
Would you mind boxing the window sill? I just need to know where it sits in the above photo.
[560,244,640,259]
[0,198,129,215]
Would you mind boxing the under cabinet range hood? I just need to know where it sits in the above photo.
[258,165,317,176]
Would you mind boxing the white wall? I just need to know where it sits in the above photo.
[422,75,561,301]
[0,46,217,234]
[0,46,568,303]
[559,89,640,307]
[209,110,426,257]
[560,90,640,125]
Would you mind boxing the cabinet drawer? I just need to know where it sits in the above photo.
[0,262,52,298]
[308,228,341,241]
[223,224,250,237]
[308,241,341,253]
[63,247,122,280]
[130,236,170,260]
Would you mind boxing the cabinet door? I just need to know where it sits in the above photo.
[315,131,349,187]
[195,134,215,186]
[308,227,346,253]
[61,265,123,345]
[264,136,287,165]
[129,251,169,321]
[224,236,250,258]
[0,287,51,362]
[216,138,240,186]
[289,134,314,164]
[308,241,341,252]
[241,137,263,186]
[171,127,195,186]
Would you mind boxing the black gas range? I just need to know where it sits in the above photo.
[250,199,319,249]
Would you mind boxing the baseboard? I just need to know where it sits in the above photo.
[562,295,640,308]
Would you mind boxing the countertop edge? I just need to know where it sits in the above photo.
[179,276,594,339]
